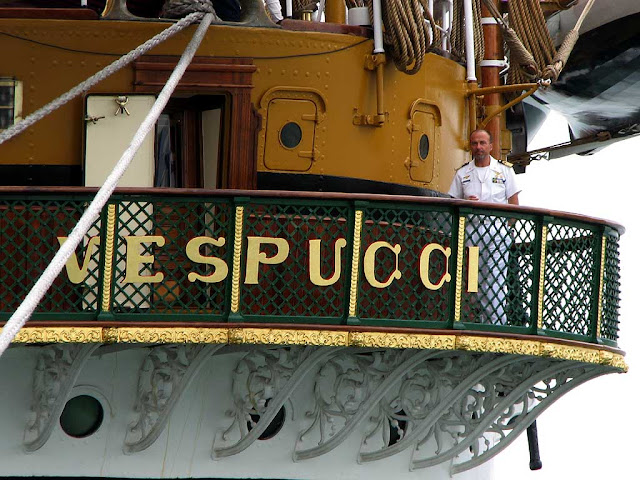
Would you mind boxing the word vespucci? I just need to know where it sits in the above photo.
[58,236,480,292]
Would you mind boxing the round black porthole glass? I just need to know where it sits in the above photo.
[60,395,104,438]
[280,122,303,149]
[247,405,286,440]
[418,134,430,160]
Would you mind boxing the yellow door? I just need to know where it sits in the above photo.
[264,98,317,172]
[409,109,437,183]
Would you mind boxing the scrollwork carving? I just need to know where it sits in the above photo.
[295,349,412,460]
[23,344,100,452]
[124,344,224,453]
[213,345,342,458]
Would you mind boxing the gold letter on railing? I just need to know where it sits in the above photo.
[364,241,402,288]
[186,236,229,283]
[419,243,452,290]
[245,237,290,285]
[58,236,101,284]
[123,235,165,284]
[309,238,346,286]
[467,246,479,293]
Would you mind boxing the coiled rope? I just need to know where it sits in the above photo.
[0,7,216,356]
[541,0,596,82]
[480,0,597,85]
[451,0,485,64]
[382,0,437,74]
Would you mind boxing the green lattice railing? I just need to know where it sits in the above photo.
[0,189,623,347]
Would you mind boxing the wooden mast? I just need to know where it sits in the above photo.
[480,0,503,157]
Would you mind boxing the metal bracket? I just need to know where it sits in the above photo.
[85,115,105,124]
[354,54,388,127]
[23,344,100,452]
[124,344,225,454]
[353,110,388,127]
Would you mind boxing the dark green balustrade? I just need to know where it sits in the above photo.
[0,189,622,347]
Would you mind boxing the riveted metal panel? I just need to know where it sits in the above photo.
[408,101,441,184]
[264,98,317,172]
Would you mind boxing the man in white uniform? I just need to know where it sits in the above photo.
[448,129,521,324]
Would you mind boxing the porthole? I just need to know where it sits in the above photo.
[60,395,104,438]
[279,122,303,149]
[418,134,430,160]
[247,405,286,440]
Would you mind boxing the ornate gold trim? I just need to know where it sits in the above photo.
[10,327,627,370]
[454,217,466,322]
[230,206,244,313]
[13,327,103,344]
[101,204,117,312]
[103,327,228,344]
[537,225,548,329]
[350,331,456,350]
[348,210,363,318]
[456,335,540,356]
[596,236,606,338]
[229,327,349,346]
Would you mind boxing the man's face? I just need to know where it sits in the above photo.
[470,131,492,161]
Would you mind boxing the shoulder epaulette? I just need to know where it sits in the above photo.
[498,159,513,168]
[455,162,469,172]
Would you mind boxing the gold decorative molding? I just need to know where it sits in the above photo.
[348,210,364,318]
[540,342,601,364]
[14,327,103,344]
[456,335,540,356]
[350,332,456,350]
[599,350,627,372]
[10,327,627,371]
[101,204,117,312]
[229,327,349,346]
[102,327,228,344]
[537,225,548,329]
[596,236,606,338]
[230,205,244,313]
[454,217,466,322]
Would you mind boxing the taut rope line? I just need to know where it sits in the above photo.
[0,11,215,356]
[0,12,202,146]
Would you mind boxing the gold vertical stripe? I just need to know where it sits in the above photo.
[230,206,244,313]
[537,225,548,329]
[101,204,117,311]
[466,246,479,293]
[454,217,465,322]
[348,210,363,318]
[596,236,607,338]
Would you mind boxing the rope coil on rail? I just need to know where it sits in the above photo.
[381,0,436,75]
[0,5,215,356]
[451,0,484,64]
[479,0,596,85]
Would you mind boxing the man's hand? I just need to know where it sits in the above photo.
[467,196,479,201]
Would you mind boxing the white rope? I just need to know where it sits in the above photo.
[574,0,596,32]
[0,11,203,146]
[0,13,215,356]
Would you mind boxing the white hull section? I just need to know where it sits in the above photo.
[0,346,495,479]
[0,343,615,479]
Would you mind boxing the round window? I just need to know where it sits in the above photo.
[418,134,430,160]
[60,395,104,438]
[280,122,303,149]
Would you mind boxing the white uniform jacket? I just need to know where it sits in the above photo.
[448,156,520,203]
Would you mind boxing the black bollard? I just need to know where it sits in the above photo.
[526,420,542,470]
